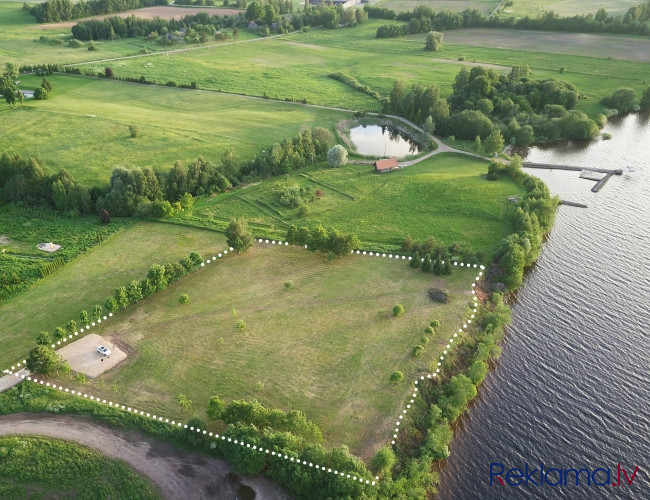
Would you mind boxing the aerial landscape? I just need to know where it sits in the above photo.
[0,0,648,498]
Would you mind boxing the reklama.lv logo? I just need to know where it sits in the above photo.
[490,463,640,487]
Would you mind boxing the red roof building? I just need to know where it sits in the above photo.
[374,157,399,173]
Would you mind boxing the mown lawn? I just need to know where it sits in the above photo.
[62,243,479,458]
[0,221,227,368]
[187,153,525,254]
[0,74,350,185]
[0,435,161,500]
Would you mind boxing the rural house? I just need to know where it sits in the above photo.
[374,157,398,173]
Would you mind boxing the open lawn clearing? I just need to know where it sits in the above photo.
[0,74,349,186]
[0,433,162,499]
[60,243,478,458]
[374,0,496,14]
[441,28,650,63]
[30,6,245,30]
[0,221,226,369]
[502,0,642,18]
[188,153,525,254]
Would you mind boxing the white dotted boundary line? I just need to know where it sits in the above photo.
[389,263,485,447]
[1,243,375,487]
[3,241,483,487]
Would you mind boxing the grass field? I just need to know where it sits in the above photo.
[59,243,478,457]
[0,221,227,369]
[442,28,650,63]
[0,1,252,66]
[0,74,350,185]
[184,153,524,253]
[502,0,642,18]
[0,435,161,499]
[70,20,650,121]
[373,0,496,14]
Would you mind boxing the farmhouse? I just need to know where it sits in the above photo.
[374,157,398,173]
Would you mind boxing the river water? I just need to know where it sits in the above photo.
[437,112,650,499]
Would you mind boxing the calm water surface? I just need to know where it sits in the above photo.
[349,125,420,157]
[437,112,650,499]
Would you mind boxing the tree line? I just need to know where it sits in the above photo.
[488,155,558,289]
[388,65,603,146]
[26,0,169,23]
[0,127,335,218]
[371,1,650,38]
[70,2,367,41]
[285,224,360,257]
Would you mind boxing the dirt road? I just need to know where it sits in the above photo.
[0,413,291,500]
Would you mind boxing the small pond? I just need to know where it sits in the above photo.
[349,125,421,157]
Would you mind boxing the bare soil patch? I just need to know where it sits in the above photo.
[0,235,10,245]
[443,28,650,63]
[31,6,244,30]
[58,333,127,378]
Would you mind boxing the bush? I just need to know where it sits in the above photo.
[179,293,189,304]
[393,304,404,317]
[87,41,97,51]
[68,38,83,48]
[412,345,424,357]
[129,124,139,138]
[390,370,404,383]
[284,280,293,289]
[430,320,440,328]
[36,331,52,346]
[235,320,246,331]
[33,87,48,100]
[424,326,434,335]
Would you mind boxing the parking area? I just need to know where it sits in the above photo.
[57,334,127,378]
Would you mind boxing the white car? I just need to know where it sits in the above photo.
[97,345,111,356]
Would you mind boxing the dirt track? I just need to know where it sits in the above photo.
[31,6,244,30]
[0,413,291,500]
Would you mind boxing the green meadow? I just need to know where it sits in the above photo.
[184,153,524,253]
[71,20,650,120]
[60,243,479,457]
[0,435,162,500]
[0,221,227,368]
[0,74,350,185]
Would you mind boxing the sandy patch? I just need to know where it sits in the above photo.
[30,6,244,30]
[57,333,127,378]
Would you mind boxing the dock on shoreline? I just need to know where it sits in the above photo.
[522,162,624,175]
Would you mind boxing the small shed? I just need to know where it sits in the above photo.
[374,157,398,173]
[248,21,258,29]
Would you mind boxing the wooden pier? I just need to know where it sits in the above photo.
[522,162,624,175]
[559,200,588,208]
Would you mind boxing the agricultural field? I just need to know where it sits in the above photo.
[502,0,643,18]
[0,1,253,66]
[0,221,227,368]
[441,28,650,63]
[185,153,524,252]
[372,0,496,15]
[0,74,350,185]
[72,20,650,121]
[0,435,161,500]
[59,243,479,457]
